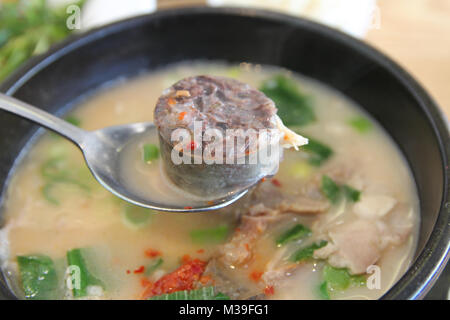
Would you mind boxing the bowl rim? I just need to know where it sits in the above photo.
[0,6,449,300]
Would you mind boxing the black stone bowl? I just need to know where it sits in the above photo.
[0,7,448,300]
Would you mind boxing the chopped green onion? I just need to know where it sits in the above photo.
[301,137,333,166]
[148,286,229,300]
[323,265,351,291]
[190,225,229,244]
[66,248,103,298]
[342,185,361,202]
[260,75,315,127]
[0,0,85,82]
[321,265,367,298]
[289,161,313,179]
[145,258,163,276]
[42,182,59,205]
[17,255,58,300]
[348,116,372,133]
[290,240,328,262]
[65,116,81,127]
[321,175,341,204]
[318,281,330,300]
[121,203,155,229]
[276,224,311,246]
[143,144,160,163]
[40,156,90,205]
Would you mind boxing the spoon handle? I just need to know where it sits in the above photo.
[0,93,87,146]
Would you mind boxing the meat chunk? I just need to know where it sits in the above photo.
[314,202,414,274]
[218,215,268,266]
[247,180,329,216]
[314,220,381,274]
[353,194,397,219]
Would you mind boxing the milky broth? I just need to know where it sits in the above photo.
[0,62,419,300]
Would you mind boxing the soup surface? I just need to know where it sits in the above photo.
[0,62,419,300]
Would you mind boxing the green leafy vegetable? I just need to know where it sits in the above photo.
[348,116,372,133]
[143,144,160,163]
[145,258,163,276]
[190,225,229,244]
[0,0,85,82]
[321,175,341,204]
[276,224,311,246]
[318,281,330,300]
[321,175,361,204]
[260,75,315,127]
[320,265,367,298]
[342,185,361,202]
[301,137,333,166]
[148,286,229,300]
[290,240,328,262]
[40,156,90,204]
[17,255,58,300]
[66,248,103,298]
[121,202,155,229]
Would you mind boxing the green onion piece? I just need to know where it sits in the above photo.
[290,240,328,262]
[342,185,361,202]
[321,265,367,298]
[260,75,315,127]
[17,255,58,300]
[276,224,311,246]
[213,292,231,300]
[348,116,372,133]
[323,265,351,291]
[0,0,85,82]
[65,116,81,127]
[321,175,341,204]
[145,258,163,276]
[318,281,330,300]
[120,203,155,229]
[40,157,90,205]
[190,225,230,244]
[143,144,160,163]
[42,183,59,205]
[149,286,229,300]
[66,248,103,298]
[301,137,333,166]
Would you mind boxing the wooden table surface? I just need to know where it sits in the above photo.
[366,0,450,120]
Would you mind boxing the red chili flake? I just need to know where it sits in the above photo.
[264,285,275,296]
[141,278,152,288]
[189,141,197,150]
[126,270,131,274]
[141,259,207,299]
[168,97,176,105]
[196,249,205,254]
[249,270,263,282]
[261,177,266,183]
[181,254,191,264]
[199,275,212,285]
[178,111,187,121]
[133,266,145,274]
[145,249,161,258]
[184,206,193,210]
[244,243,250,251]
[271,178,282,187]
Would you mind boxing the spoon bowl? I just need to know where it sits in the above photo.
[0,93,249,212]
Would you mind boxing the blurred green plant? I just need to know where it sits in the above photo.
[0,0,84,82]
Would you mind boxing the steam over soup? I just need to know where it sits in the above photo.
[0,62,419,300]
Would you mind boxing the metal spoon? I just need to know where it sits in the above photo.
[0,93,250,212]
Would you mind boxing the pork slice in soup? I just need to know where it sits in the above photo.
[0,62,419,300]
